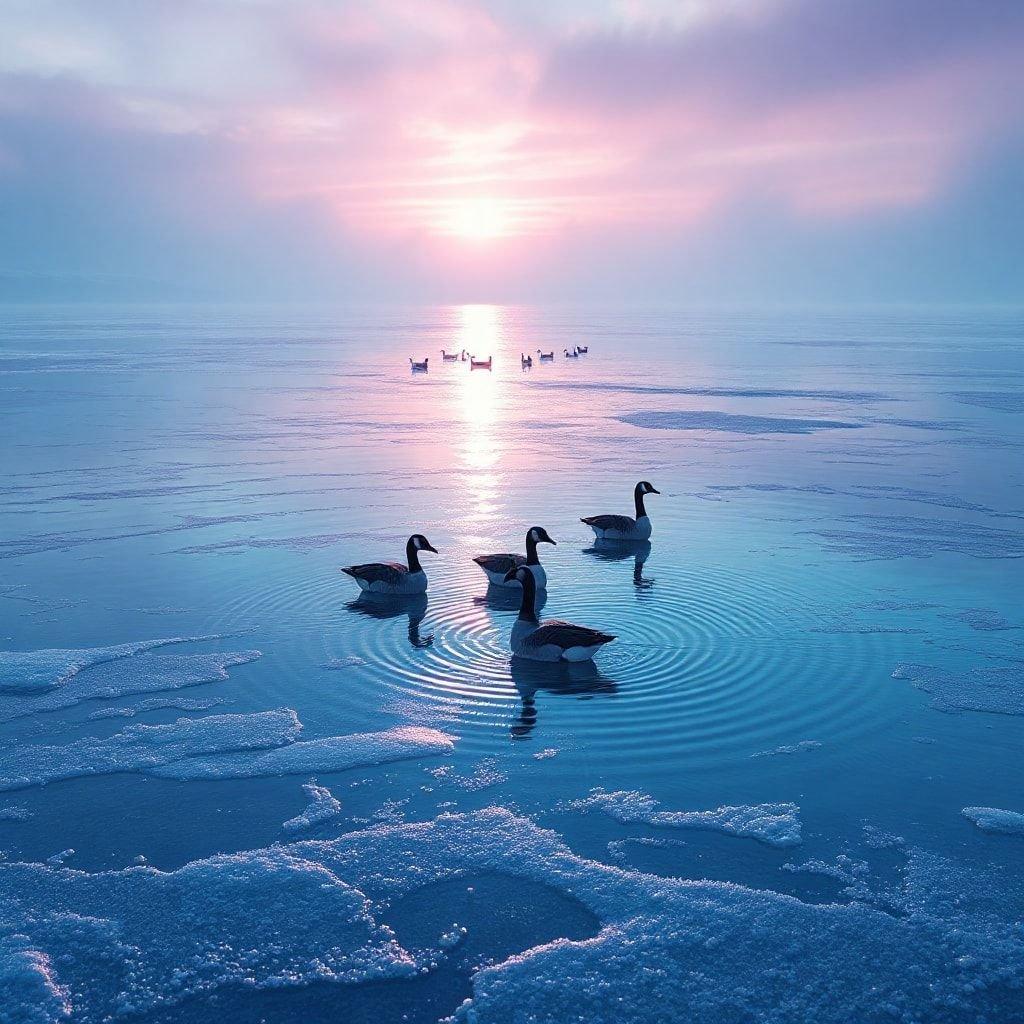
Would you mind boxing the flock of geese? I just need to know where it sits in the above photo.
[341,480,658,663]
[410,346,589,372]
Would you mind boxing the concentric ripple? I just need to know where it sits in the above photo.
[207,540,897,767]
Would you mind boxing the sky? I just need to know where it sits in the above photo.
[0,0,1022,305]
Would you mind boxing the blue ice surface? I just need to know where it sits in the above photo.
[1,305,1023,1022]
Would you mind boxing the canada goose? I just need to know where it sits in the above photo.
[441,349,462,362]
[581,481,659,541]
[473,527,555,589]
[564,347,579,358]
[470,356,492,370]
[504,565,615,662]
[537,350,555,361]
[340,534,438,594]
[521,353,533,368]
[577,345,588,353]
[409,357,429,372]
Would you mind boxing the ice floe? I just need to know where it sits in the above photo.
[562,788,802,847]
[893,663,1024,715]
[0,640,258,722]
[0,846,418,1022]
[427,758,508,793]
[282,780,342,833]
[152,725,455,781]
[810,514,1024,559]
[750,740,821,758]
[0,710,454,791]
[0,638,199,694]
[0,709,301,791]
[616,411,861,434]
[87,696,227,720]
[3,806,1024,1023]
[951,390,1023,414]
[962,807,1024,837]
[950,608,1018,631]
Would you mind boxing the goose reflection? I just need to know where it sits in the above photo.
[509,658,617,739]
[474,583,548,615]
[345,592,433,648]
[584,539,653,589]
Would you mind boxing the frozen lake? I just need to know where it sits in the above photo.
[2,304,1023,1022]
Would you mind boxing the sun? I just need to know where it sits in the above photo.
[446,197,513,240]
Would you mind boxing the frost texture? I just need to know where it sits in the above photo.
[750,740,821,758]
[152,725,454,780]
[283,780,342,833]
[3,808,1024,1023]
[0,648,260,722]
[562,788,802,847]
[963,806,1024,836]
[0,639,202,695]
[893,663,1024,715]
[0,713,454,791]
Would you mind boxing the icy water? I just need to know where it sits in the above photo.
[2,304,1023,1023]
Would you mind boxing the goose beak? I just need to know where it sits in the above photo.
[545,537,557,545]
[649,486,661,494]
[424,542,439,554]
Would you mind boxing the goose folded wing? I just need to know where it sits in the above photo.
[473,553,524,573]
[342,561,407,584]
[528,620,616,649]
[580,514,635,531]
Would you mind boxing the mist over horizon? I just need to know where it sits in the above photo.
[1,0,1022,306]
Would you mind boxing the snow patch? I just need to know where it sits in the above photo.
[563,789,802,847]
[282,780,342,833]
[962,807,1024,837]
[0,643,258,722]
[893,662,1024,715]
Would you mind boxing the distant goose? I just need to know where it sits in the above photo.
[521,352,533,368]
[564,347,579,358]
[470,355,492,370]
[409,357,429,372]
[537,350,555,361]
[441,349,464,362]
[473,527,555,589]
[577,345,589,353]
[504,565,616,662]
[341,534,438,594]
[581,480,659,541]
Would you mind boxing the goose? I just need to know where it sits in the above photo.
[521,352,533,368]
[470,355,492,370]
[441,349,462,362]
[564,347,579,358]
[504,565,616,662]
[581,480,660,541]
[409,357,429,372]
[340,534,438,594]
[537,350,555,361]
[473,527,555,589]
[577,345,589,353]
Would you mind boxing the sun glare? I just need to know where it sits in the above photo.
[447,198,513,240]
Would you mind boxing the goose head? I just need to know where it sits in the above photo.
[410,534,438,554]
[526,526,556,547]
[637,481,660,496]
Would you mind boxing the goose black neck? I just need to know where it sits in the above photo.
[634,484,648,519]
[406,537,422,573]
[525,533,540,565]
[517,569,539,622]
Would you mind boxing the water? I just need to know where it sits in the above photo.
[2,304,1023,1022]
